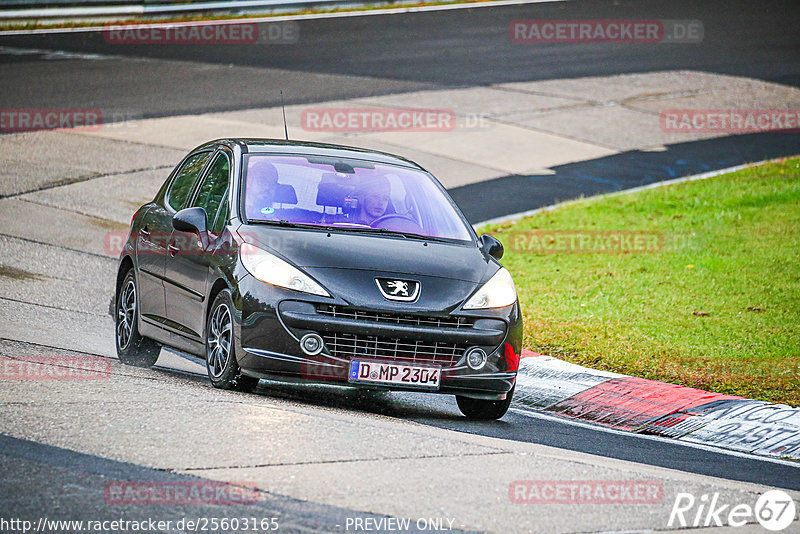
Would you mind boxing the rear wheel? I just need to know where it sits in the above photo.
[115,270,160,367]
[456,386,514,420]
[206,290,259,392]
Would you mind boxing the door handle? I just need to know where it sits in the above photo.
[139,226,151,239]
[168,242,180,256]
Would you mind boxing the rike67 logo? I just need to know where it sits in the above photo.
[669,490,797,531]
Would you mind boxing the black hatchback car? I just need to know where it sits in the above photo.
[115,139,522,419]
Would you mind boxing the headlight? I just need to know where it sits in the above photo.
[239,243,330,297]
[463,268,517,310]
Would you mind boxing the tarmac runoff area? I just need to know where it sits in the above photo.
[1,69,800,532]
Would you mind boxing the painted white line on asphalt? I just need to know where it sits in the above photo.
[0,0,565,36]
[0,45,119,60]
[473,158,783,229]
[509,406,800,470]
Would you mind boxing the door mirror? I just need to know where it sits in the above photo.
[479,234,504,260]
[173,207,207,235]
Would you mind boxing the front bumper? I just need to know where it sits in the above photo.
[233,276,522,399]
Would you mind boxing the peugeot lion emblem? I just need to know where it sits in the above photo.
[375,278,421,302]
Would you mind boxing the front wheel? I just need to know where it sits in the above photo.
[115,270,160,367]
[206,290,259,392]
[456,386,514,420]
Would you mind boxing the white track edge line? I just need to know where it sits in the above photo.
[0,0,565,36]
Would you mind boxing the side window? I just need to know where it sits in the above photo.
[210,192,230,235]
[167,152,211,211]
[192,153,230,233]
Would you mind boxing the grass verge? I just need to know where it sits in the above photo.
[482,157,800,405]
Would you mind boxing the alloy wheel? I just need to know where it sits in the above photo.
[116,280,136,350]
[207,303,232,378]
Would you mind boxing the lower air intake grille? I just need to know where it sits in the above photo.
[322,332,464,367]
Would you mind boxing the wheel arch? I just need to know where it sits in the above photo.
[116,255,135,298]
[206,277,232,327]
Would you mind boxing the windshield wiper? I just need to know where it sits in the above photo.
[250,220,454,242]
[331,225,453,242]
[327,225,404,237]
[391,231,452,243]
[249,219,318,229]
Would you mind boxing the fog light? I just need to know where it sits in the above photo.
[465,347,487,370]
[300,333,324,356]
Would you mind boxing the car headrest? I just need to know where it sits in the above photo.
[316,173,355,208]
[274,183,297,205]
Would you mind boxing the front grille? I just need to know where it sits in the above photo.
[316,305,472,329]
[322,332,465,367]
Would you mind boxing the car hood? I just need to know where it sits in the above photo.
[239,225,493,283]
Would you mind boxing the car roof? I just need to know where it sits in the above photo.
[196,138,424,170]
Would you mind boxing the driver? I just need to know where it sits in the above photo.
[353,175,391,226]
[244,159,279,219]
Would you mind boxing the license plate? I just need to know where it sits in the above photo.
[348,360,441,389]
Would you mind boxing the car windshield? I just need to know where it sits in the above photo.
[242,154,472,241]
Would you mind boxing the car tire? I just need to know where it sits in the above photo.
[456,386,514,420]
[115,270,161,367]
[206,289,260,392]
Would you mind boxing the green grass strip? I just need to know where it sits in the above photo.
[483,157,800,404]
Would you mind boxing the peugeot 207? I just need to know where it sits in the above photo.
[114,139,522,419]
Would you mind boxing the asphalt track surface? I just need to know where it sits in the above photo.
[227,379,800,491]
[1,0,800,529]
[1,0,799,115]
[2,433,469,534]
[2,0,800,222]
